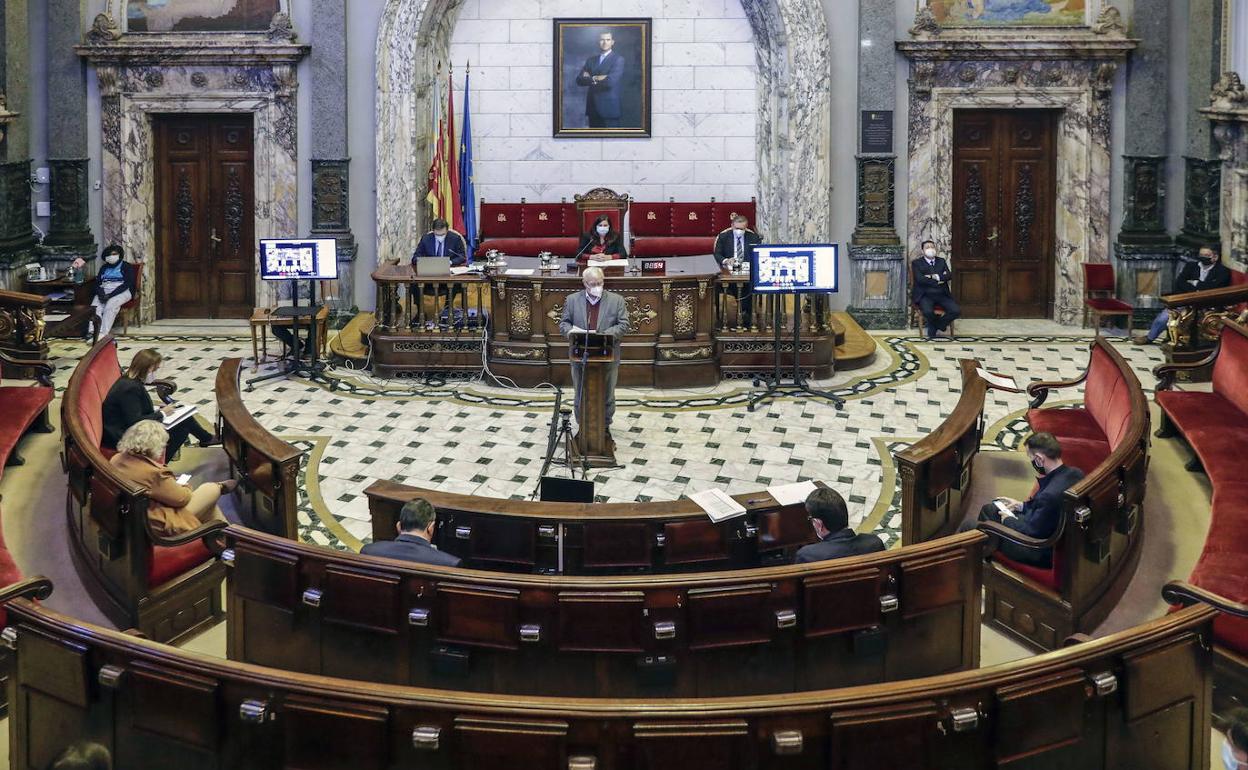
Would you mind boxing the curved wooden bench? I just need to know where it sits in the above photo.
[61,336,226,643]
[1156,320,1248,715]
[3,579,1217,769]
[215,358,303,538]
[222,525,986,697]
[979,337,1149,650]
[367,479,820,573]
[0,350,54,479]
[896,359,986,544]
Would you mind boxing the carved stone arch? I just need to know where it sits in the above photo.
[374,0,831,264]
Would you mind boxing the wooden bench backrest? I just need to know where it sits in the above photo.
[366,479,815,573]
[223,526,987,698]
[215,358,302,539]
[5,596,1215,770]
[896,359,986,545]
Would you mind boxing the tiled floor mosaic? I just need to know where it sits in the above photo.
[45,327,1166,552]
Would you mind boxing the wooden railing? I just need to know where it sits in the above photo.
[222,525,986,697]
[4,582,1216,769]
[215,358,303,539]
[895,359,987,544]
[366,479,819,573]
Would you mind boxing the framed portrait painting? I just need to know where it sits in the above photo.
[926,0,1091,27]
[553,18,651,138]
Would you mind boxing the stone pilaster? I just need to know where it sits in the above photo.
[0,160,37,266]
[44,0,95,254]
[2,0,30,160]
[1116,0,1171,250]
[1203,74,1248,271]
[847,244,906,329]
[311,0,356,312]
[1180,0,1226,246]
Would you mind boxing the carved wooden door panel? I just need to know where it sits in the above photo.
[155,115,255,318]
[951,110,1056,318]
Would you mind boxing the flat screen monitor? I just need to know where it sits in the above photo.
[259,238,338,280]
[750,243,839,294]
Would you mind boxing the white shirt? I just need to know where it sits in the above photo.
[586,290,601,306]
[598,51,611,65]
[434,235,445,256]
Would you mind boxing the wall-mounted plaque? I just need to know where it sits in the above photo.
[860,111,893,154]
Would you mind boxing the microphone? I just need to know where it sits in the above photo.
[571,236,595,263]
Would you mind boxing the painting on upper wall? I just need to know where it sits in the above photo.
[126,0,280,33]
[553,18,652,138]
[928,0,1086,26]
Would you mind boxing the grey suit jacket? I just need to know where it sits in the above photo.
[559,290,630,362]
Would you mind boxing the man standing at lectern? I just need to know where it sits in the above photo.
[559,266,631,437]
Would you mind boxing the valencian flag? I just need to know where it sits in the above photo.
[425,64,451,219]
[445,68,464,235]
[459,65,477,261]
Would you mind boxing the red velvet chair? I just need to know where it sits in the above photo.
[908,262,956,338]
[117,260,143,335]
[1081,262,1133,336]
[0,351,54,478]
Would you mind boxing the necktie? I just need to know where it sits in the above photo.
[734,234,743,261]
[437,239,443,257]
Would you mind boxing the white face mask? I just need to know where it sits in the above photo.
[924,248,937,259]
[104,254,121,265]
[144,371,158,384]
[596,225,610,235]
[587,285,603,299]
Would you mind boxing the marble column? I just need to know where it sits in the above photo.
[1180,0,1226,249]
[1204,77,1248,272]
[311,0,356,314]
[1114,0,1177,323]
[43,0,96,258]
[849,0,905,329]
[0,0,36,272]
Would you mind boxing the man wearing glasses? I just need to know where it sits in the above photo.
[794,487,885,563]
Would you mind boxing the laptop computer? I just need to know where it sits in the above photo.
[414,256,452,276]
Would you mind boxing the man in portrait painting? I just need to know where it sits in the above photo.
[576,31,626,129]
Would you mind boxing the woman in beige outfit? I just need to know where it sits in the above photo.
[109,420,235,537]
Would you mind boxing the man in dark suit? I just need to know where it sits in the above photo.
[575,31,626,128]
[411,218,469,266]
[911,240,961,339]
[713,214,763,329]
[794,487,885,563]
[960,432,1084,568]
[559,266,631,433]
[360,498,461,567]
[1135,245,1231,344]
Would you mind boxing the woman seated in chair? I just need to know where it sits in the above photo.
[109,420,236,537]
[577,215,628,262]
[71,244,135,338]
[102,348,217,457]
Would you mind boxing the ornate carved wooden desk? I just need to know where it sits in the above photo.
[371,256,838,387]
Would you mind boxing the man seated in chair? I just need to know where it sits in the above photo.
[1133,244,1231,345]
[794,487,885,563]
[360,497,461,567]
[411,218,469,317]
[713,214,763,329]
[959,432,1084,568]
[912,240,961,340]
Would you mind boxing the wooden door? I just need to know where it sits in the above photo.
[951,110,1056,318]
[154,114,255,318]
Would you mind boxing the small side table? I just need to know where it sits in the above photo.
[250,306,330,368]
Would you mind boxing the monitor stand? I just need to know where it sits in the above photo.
[247,278,335,391]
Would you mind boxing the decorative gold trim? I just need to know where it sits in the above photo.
[659,346,711,361]
[493,347,546,361]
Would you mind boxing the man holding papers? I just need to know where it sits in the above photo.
[794,487,885,563]
[559,266,631,436]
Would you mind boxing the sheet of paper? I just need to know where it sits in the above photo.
[767,480,819,507]
[976,367,1018,391]
[176,473,192,486]
[448,266,472,275]
[43,313,70,323]
[994,500,1014,517]
[587,258,629,267]
[504,268,536,276]
[162,403,198,428]
[688,488,747,523]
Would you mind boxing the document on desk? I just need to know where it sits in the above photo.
[587,258,629,267]
[767,480,819,507]
[161,403,198,428]
[688,488,747,523]
[504,268,536,276]
[976,367,1019,392]
[448,266,473,275]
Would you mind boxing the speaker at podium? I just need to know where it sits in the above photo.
[569,330,617,468]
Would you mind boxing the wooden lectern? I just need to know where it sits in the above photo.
[570,331,617,468]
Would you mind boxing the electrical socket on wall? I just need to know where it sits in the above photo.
[33,167,49,184]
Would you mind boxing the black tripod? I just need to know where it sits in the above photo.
[748,291,844,412]
[532,397,584,499]
[247,278,333,390]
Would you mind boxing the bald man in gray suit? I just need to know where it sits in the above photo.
[559,266,631,432]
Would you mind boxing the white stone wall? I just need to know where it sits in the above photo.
[448,0,758,206]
